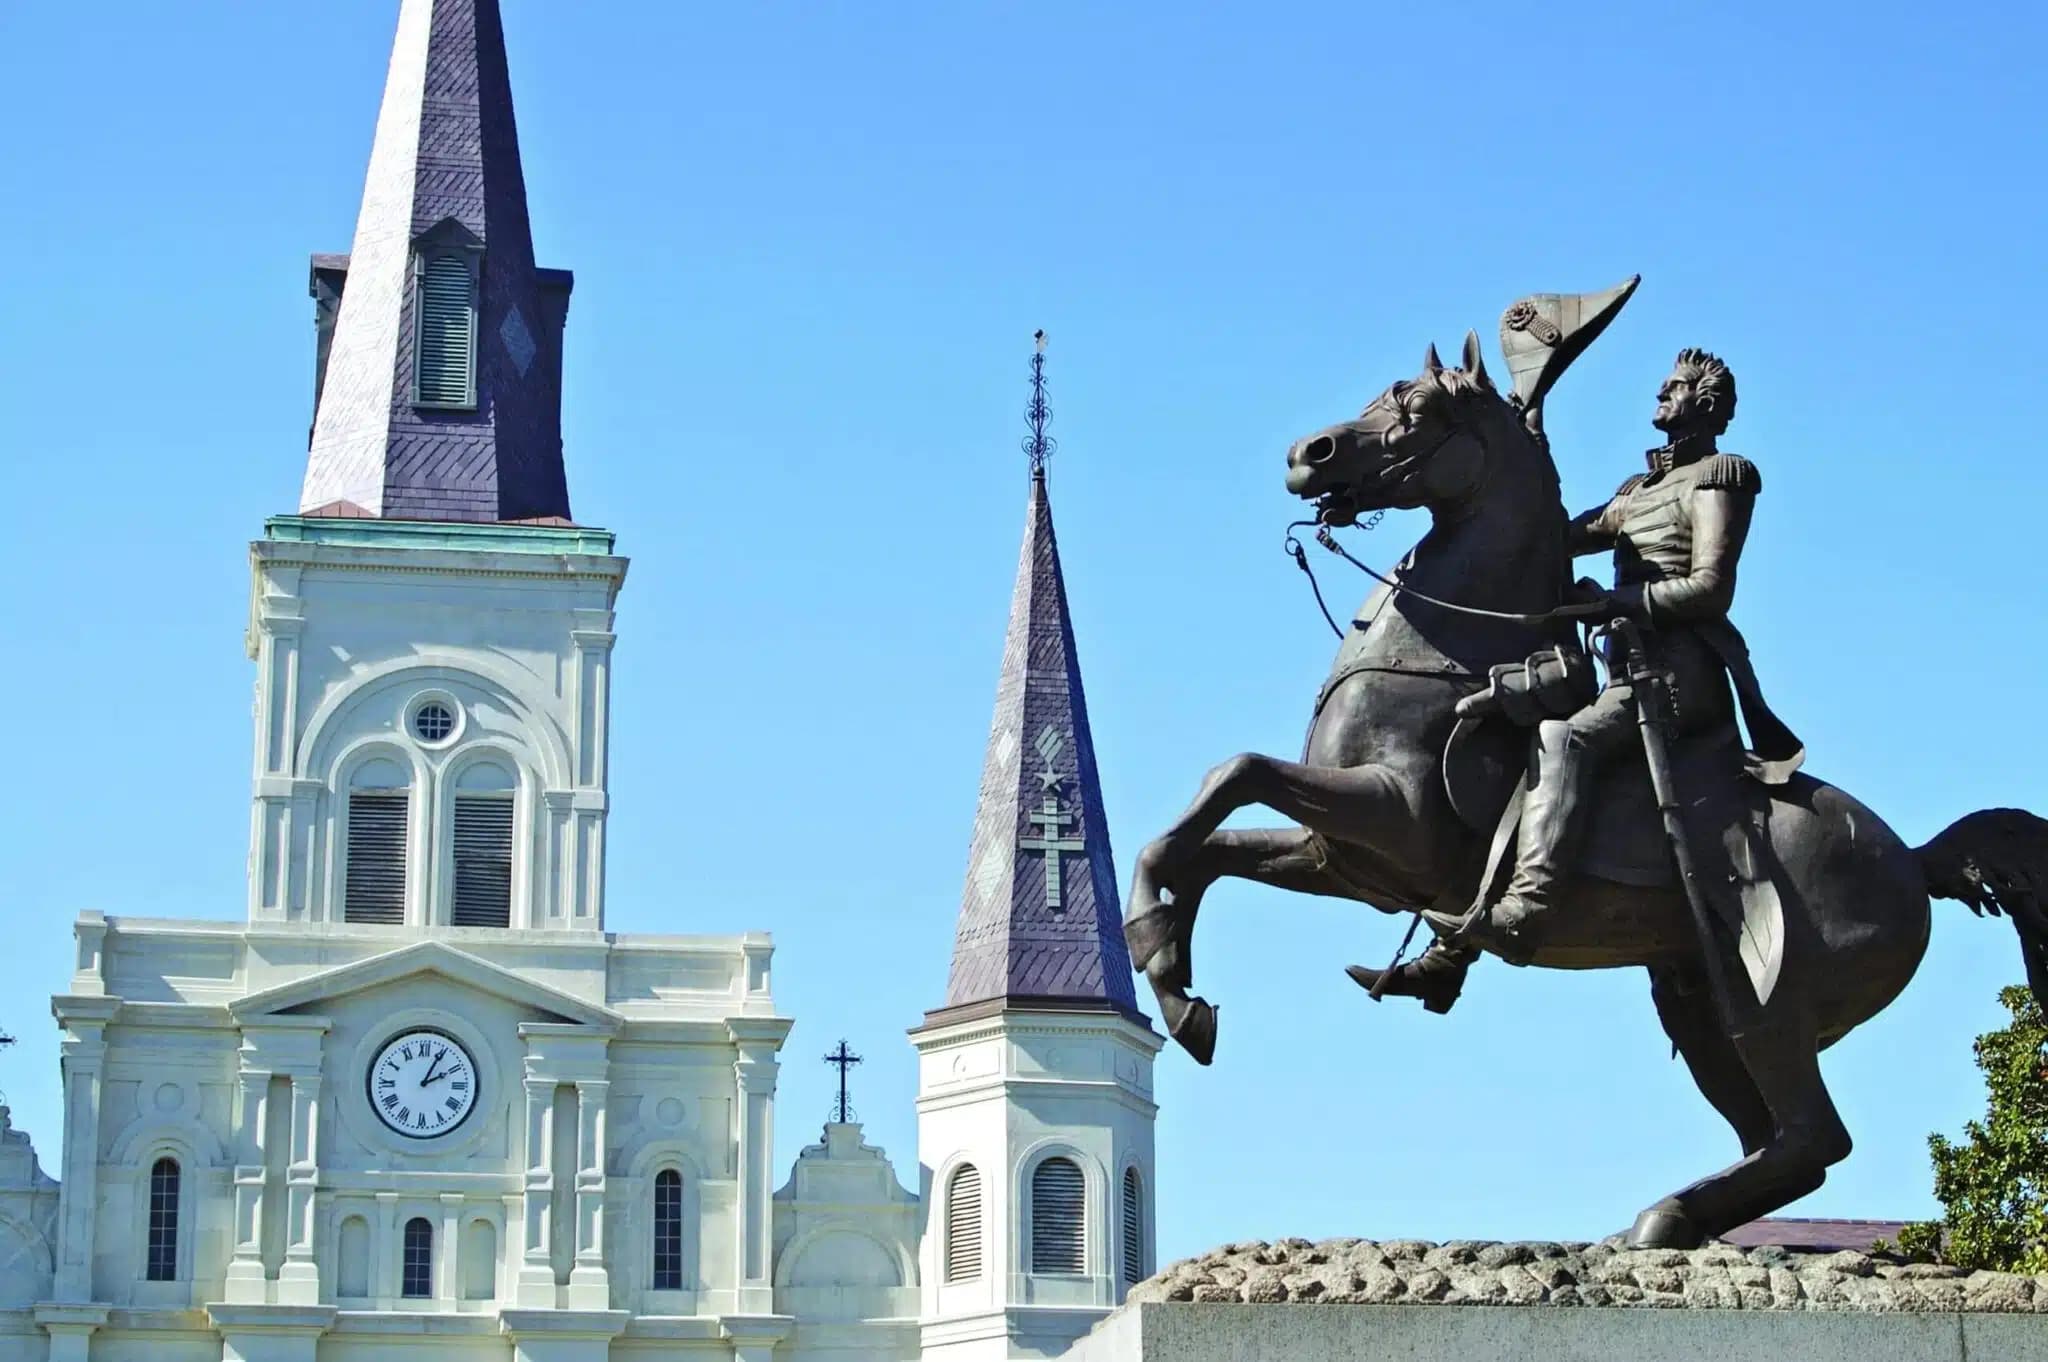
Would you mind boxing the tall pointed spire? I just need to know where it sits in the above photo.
[300,0,574,523]
[933,335,1142,1021]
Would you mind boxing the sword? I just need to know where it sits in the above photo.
[1602,618,1752,1038]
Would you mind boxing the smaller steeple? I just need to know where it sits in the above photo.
[932,334,1142,1022]
[300,0,573,523]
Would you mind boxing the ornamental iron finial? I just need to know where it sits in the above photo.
[824,1039,863,1125]
[1023,329,1057,474]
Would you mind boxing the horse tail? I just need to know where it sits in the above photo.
[1916,807,2048,1011]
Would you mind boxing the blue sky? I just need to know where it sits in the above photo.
[1,1,2044,1260]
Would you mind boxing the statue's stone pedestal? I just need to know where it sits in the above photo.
[1066,1301,2045,1362]
[1066,1240,2048,1361]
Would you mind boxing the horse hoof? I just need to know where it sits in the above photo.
[1124,906,1179,972]
[1624,1200,1704,1250]
[1161,994,1218,1066]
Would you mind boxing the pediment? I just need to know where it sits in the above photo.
[230,940,619,1031]
[412,215,484,254]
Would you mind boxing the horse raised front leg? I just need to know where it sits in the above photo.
[1128,756,1411,1064]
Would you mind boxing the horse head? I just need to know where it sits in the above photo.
[1286,331,1546,528]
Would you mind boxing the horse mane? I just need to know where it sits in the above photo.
[1417,366,1565,519]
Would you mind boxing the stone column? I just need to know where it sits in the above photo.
[48,1003,114,1302]
[731,1050,778,1315]
[278,1073,323,1303]
[224,1067,271,1302]
[567,1079,610,1307]
[516,1078,557,1305]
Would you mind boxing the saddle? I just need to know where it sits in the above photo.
[1444,714,1786,1003]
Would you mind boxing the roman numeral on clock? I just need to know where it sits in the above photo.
[382,1094,399,1110]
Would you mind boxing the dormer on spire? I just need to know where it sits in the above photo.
[300,0,574,523]
[930,335,1143,1023]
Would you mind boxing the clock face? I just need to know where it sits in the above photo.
[367,1029,478,1139]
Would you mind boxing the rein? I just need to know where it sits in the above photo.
[1285,517,1607,637]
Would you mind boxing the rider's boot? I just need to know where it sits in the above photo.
[1345,939,1474,1013]
[1426,720,1589,965]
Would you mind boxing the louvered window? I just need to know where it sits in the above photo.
[402,1217,434,1298]
[652,1169,684,1289]
[452,795,514,927]
[1031,1157,1085,1275]
[1121,1167,1144,1283]
[944,1164,982,1282]
[414,253,476,407]
[146,1157,180,1281]
[345,791,409,924]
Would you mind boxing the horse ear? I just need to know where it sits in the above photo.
[1423,342,1444,375]
[1462,330,1493,389]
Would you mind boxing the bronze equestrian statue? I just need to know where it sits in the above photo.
[1122,282,2048,1249]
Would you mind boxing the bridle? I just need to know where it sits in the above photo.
[1284,405,1605,636]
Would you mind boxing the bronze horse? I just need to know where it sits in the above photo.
[1123,332,2048,1248]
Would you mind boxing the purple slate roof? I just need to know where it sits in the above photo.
[301,0,573,523]
[931,469,1145,1024]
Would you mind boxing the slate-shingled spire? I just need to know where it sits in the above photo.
[934,335,1142,1021]
[300,0,573,522]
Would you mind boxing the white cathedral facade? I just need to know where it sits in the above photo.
[0,3,1160,1360]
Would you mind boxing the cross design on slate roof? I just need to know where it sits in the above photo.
[1019,728,1085,912]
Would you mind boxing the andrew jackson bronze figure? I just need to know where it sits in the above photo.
[1123,279,2048,1248]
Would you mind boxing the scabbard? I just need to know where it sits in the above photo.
[1612,621,1750,1036]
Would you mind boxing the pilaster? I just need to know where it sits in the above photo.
[46,997,117,1302]
[566,609,615,929]
[207,1303,335,1362]
[224,1066,269,1302]
[516,1077,558,1306]
[439,1192,465,1305]
[727,1017,790,1316]
[278,1072,323,1303]
[568,1077,610,1308]
[34,1304,108,1362]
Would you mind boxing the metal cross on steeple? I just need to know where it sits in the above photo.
[1023,329,1057,475]
[824,1039,863,1124]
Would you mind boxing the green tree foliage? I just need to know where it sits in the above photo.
[1880,986,2048,1272]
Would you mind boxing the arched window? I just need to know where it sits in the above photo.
[452,761,516,927]
[337,1215,370,1297]
[402,1217,434,1298]
[651,1168,684,1289]
[413,252,478,408]
[345,757,411,924]
[1121,1167,1144,1284]
[1030,1157,1085,1275]
[145,1157,180,1281]
[943,1163,982,1283]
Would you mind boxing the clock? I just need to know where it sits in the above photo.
[366,1029,478,1138]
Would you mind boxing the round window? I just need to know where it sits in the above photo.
[411,702,457,743]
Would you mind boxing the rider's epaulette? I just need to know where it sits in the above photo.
[1613,472,1649,498]
[1696,453,1762,495]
